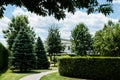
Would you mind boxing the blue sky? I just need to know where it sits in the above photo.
[0,0,120,46]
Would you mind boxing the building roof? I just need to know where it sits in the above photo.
[61,38,71,44]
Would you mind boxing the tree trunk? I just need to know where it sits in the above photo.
[53,53,56,67]
[49,53,52,62]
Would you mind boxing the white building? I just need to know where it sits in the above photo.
[44,39,72,54]
[61,39,71,53]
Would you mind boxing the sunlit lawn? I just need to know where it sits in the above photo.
[0,66,57,80]
[40,72,87,80]
[0,69,28,80]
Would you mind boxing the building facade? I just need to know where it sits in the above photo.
[61,39,71,53]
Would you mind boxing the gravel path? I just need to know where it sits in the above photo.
[20,70,58,80]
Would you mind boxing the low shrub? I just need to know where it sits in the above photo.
[68,53,76,57]
[58,57,120,80]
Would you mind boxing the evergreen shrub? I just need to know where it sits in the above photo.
[11,28,36,72]
[0,43,9,70]
[35,37,50,69]
[59,57,120,80]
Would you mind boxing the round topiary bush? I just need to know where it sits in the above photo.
[59,57,120,80]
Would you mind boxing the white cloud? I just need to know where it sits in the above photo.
[0,7,118,46]
[12,7,118,40]
[0,16,10,30]
[0,17,10,46]
[113,0,120,4]
[59,11,117,37]
[12,7,26,16]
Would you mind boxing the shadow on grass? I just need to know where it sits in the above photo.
[11,68,52,74]
[0,67,8,76]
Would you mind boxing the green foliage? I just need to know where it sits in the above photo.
[46,25,62,61]
[3,15,35,50]
[0,43,10,70]
[93,20,120,56]
[71,23,93,56]
[35,37,50,69]
[11,28,36,72]
[46,25,62,53]
[59,57,120,80]
[0,0,113,20]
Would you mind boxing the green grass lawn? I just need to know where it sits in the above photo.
[0,67,57,80]
[0,69,28,80]
[40,72,87,80]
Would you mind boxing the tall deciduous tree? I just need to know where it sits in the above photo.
[46,25,62,61]
[93,30,104,55]
[11,28,36,72]
[71,23,92,56]
[35,37,50,69]
[3,15,35,50]
[93,20,120,56]
[0,0,113,20]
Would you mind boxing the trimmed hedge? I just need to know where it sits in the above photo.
[0,43,10,70]
[59,57,120,80]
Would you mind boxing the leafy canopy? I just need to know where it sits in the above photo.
[93,20,120,56]
[46,25,62,54]
[71,23,92,56]
[0,0,113,20]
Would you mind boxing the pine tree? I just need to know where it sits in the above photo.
[12,28,36,72]
[3,15,35,50]
[35,37,50,69]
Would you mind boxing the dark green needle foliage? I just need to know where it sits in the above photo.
[11,28,36,72]
[35,37,50,69]
[3,15,35,50]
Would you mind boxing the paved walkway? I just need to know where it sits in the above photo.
[20,70,58,80]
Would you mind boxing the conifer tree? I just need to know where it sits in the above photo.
[12,28,36,72]
[35,37,49,69]
[3,15,35,50]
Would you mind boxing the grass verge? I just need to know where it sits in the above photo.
[0,67,57,80]
[0,69,28,80]
[40,72,87,80]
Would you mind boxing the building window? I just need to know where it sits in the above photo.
[68,46,70,50]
